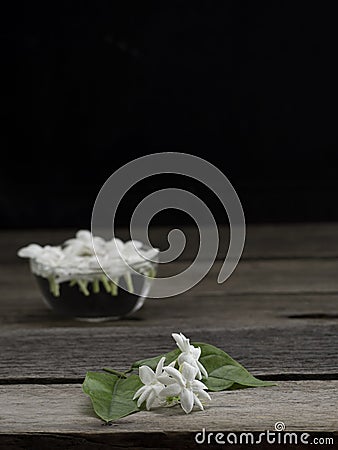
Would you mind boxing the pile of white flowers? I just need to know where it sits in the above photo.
[18,230,158,297]
[134,333,211,414]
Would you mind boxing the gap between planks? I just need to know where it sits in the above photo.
[1,373,338,386]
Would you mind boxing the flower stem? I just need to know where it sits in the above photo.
[110,280,118,296]
[124,272,134,293]
[54,281,60,297]
[92,278,100,293]
[102,368,127,378]
[48,276,60,297]
[147,267,157,278]
[100,275,111,293]
[77,279,90,296]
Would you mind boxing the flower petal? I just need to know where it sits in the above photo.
[195,389,211,402]
[180,388,194,414]
[164,366,185,387]
[179,333,191,352]
[178,352,197,368]
[193,393,204,411]
[146,390,156,410]
[180,362,198,382]
[157,374,176,385]
[192,380,208,391]
[76,230,92,242]
[155,357,166,376]
[139,365,155,385]
[136,386,151,407]
[153,383,165,396]
[17,244,43,258]
[160,383,181,398]
[133,385,147,400]
[197,361,208,379]
[191,346,201,359]
[172,333,184,351]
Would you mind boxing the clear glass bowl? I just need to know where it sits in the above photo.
[30,259,157,322]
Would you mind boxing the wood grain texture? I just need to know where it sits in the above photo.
[3,259,338,323]
[0,291,337,329]
[4,257,338,300]
[2,223,338,264]
[156,259,338,296]
[0,322,337,381]
[0,382,337,434]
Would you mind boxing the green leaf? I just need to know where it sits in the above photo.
[82,372,143,422]
[195,343,276,391]
[132,341,275,392]
[132,348,180,370]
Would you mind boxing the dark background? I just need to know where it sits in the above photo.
[2,1,338,228]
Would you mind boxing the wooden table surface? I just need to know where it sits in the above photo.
[0,224,337,449]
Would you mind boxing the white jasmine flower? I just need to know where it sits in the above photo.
[121,241,159,267]
[122,241,149,265]
[64,230,106,256]
[105,238,125,257]
[19,244,64,267]
[17,230,158,295]
[17,244,43,259]
[94,249,127,274]
[35,246,64,266]
[172,333,208,380]
[123,240,143,253]
[160,362,211,414]
[133,357,167,410]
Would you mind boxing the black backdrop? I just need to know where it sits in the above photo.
[2,2,338,228]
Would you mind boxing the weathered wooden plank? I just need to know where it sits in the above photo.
[2,223,338,264]
[156,259,338,296]
[0,382,337,436]
[0,322,336,381]
[3,258,338,309]
[119,223,338,260]
[0,289,337,329]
